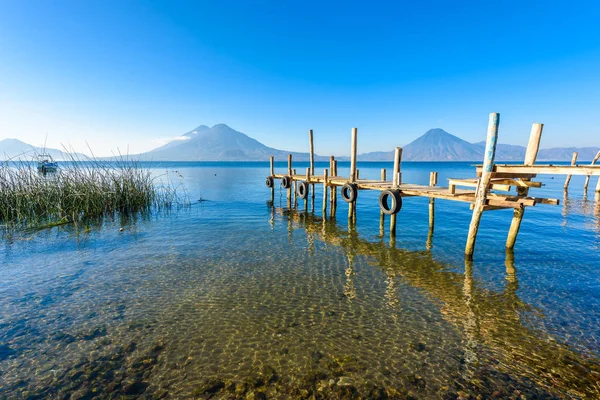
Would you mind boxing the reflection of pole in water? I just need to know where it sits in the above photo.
[504,250,519,299]
[462,258,479,381]
[344,252,357,301]
[562,190,569,226]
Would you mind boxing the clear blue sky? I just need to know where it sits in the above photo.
[1,0,599,156]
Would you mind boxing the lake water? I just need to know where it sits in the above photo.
[1,161,599,399]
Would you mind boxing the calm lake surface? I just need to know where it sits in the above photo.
[1,161,599,399]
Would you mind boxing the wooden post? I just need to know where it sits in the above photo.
[287,154,292,201]
[393,147,403,187]
[564,152,578,190]
[465,112,499,258]
[350,128,358,182]
[380,168,387,237]
[269,155,275,200]
[390,147,402,236]
[356,169,359,180]
[427,172,438,250]
[348,128,358,222]
[331,160,338,218]
[322,168,328,215]
[293,168,297,206]
[583,151,600,192]
[309,130,315,176]
[329,156,336,211]
[305,167,310,211]
[506,123,543,250]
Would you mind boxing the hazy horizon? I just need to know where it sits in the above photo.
[1,1,599,157]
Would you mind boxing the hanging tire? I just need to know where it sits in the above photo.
[341,183,358,203]
[265,176,274,188]
[281,176,292,189]
[296,181,309,199]
[379,189,402,215]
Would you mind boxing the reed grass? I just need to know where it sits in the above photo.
[0,151,187,230]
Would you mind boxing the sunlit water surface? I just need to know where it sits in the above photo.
[1,161,599,399]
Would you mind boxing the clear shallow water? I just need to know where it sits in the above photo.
[0,161,599,399]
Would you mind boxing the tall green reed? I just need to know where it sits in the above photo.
[0,151,187,230]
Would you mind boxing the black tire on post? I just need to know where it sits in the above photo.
[265,176,274,188]
[341,183,358,203]
[378,189,402,215]
[281,176,292,189]
[296,181,309,199]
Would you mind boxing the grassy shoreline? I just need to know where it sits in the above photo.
[0,153,187,231]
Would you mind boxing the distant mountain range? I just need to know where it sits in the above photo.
[0,138,85,161]
[2,124,598,162]
[139,124,599,162]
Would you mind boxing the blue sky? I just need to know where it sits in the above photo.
[1,0,599,156]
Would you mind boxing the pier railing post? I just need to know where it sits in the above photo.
[269,156,274,177]
[564,152,578,190]
[506,123,543,250]
[465,113,499,258]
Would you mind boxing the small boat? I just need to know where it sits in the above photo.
[37,154,58,173]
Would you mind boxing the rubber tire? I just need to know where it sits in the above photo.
[296,181,309,199]
[341,183,358,203]
[265,176,274,188]
[281,176,292,189]
[379,189,402,215]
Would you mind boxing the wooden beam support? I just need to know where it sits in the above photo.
[269,156,274,177]
[465,112,499,258]
[564,152,578,190]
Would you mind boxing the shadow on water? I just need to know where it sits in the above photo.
[271,201,600,399]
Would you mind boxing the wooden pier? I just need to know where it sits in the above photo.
[266,113,600,258]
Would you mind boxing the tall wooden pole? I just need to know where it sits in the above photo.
[583,151,600,192]
[390,147,402,236]
[309,130,315,176]
[269,156,274,177]
[349,128,358,222]
[331,160,338,218]
[564,152,578,190]
[506,123,543,250]
[465,113,499,258]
